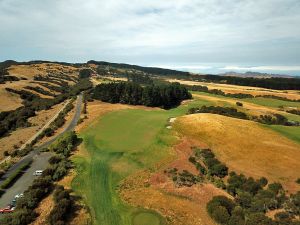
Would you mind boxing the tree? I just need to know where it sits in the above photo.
[79,69,92,79]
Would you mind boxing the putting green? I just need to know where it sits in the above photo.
[132,212,162,225]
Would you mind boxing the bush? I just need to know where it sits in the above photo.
[48,186,73,225]
[236,102,243,107]
[199,149,228,178]
[207,196,236,224]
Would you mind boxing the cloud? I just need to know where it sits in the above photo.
[221,65,300,71]
[0,0,300,67]
[154,65,212,70]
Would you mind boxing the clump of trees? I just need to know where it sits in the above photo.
[0,107,36,137]
[79,69,92,79]
[286,109,300,115]
[188,105,297,126]
[236,102,243,107]
[127,73,153,85]
[257,95,300,103]
[186,85,255,99]
[24,86,56,97]
[165,168,202,187]
[93,82,192,109]
[48,186,73,225]
[195,149,228,178]
[207,171,300,225]
[188,106,248,120]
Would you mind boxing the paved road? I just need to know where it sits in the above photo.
[0,93,82,208]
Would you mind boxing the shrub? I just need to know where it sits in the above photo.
[207,196,236,224]
[48,186,73,225]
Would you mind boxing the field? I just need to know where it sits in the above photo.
[71,87,300,225]
[167,78,300,100]
[173,113,300,192]
[0,63,78,112]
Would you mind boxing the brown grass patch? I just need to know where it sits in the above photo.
[174,113,300,193]
[30,195,54,225]
[120,168,225,225]
[0,87,23,111]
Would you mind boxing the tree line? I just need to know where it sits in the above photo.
[191,75,300,90]
[188,105,299,126]
[93,82,192,109]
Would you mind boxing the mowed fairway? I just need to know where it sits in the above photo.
[72,110,176,225]
[174,113,300,192]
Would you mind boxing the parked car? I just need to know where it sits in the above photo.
[0,206,14,214]
[33,170,43,176]
[14,193,24,199]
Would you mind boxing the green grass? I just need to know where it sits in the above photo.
[267,125,300,144]
[132,210,165,225]
[243,97,300,109]
[71,98,211,225]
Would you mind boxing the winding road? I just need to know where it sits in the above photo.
[0,93,83,208]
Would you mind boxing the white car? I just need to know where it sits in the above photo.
[33,170,43,176]
[14,193,24,199]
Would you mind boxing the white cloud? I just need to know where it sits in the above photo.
[154,65,212,70]
[221,65,300,71]
[0,0,299,67]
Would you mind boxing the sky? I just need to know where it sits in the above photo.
[1,0,300,75]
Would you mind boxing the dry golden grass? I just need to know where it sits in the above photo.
[8,63,78,81]
[0,87,23,111]
[174,113,300,193]
[0,63,79,112]
[0,102,65,159]
[30,195,54,225]
[168,79,300,100]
